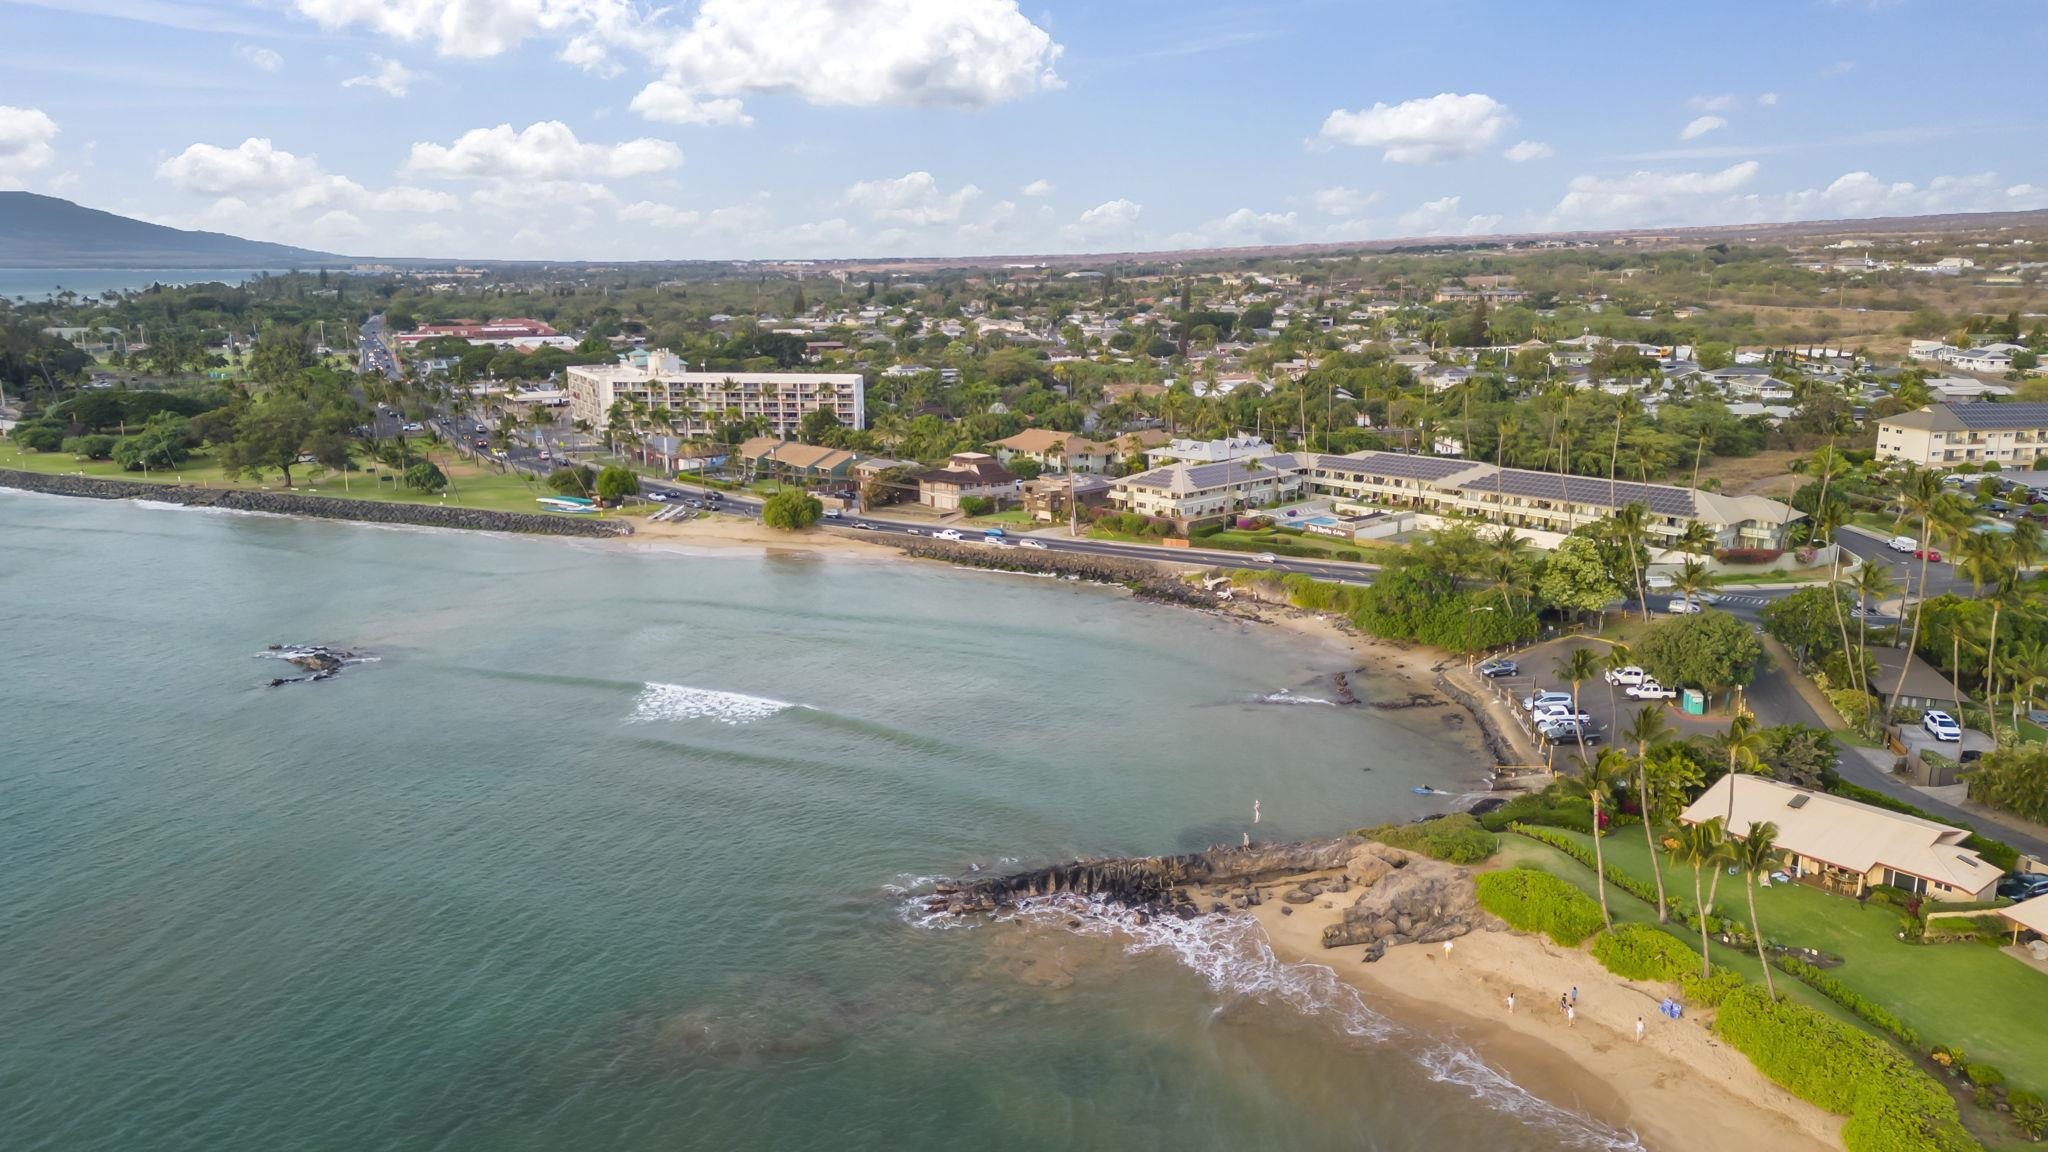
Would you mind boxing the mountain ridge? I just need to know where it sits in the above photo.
[0,192,344,269]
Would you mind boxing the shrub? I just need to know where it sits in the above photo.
[1774,956,1920,1048]
[959,495,995,517]
[2011,1091,2048,1139]
[1334,549,1362,561]
[1509,823,1694,921]
[761,489,823,531]
[1679,968,1745,1007]
[402,461,447,493]
[547,465,596,496]
[1592,924,1697,981]
[1714,985,1973,1152]
[1354,813,1498,864]
[12,423,64,452]
[1474,868,1605,947]
[595,465,639,503]
[62,434,118,460]
[1478,792,1594,833]
[1715,547,1784,565]
[1963,1064,2004,1089]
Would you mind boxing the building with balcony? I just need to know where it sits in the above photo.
[1110,455,1305,522]
[1875,403,2048,468]
[565,349,864,439]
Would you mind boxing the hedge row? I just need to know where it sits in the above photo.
[1477,793,1595,834]
[1508,823,1707,924]
[1773,955,1922,1048]
[1474,868,1606,946]
[1591,923,1699,982]
[1714,985,1977,1152]
[1679,967,1746,1007]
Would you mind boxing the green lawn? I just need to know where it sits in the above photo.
[1714,565,1835,585]
[0,441,578,517]
[967,508,1037,527]
[1513,825,2048,1096]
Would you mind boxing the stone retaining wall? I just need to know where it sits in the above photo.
[0,469,633,538]
[880,536,1221,606]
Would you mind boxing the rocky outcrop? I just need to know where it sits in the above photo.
[884,537,1220,607]
[1318,842,1487,960]
[0,469,632,538]
[936,837,1362,915]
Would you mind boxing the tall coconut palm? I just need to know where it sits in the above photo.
[1731,820,1783,998]
[1566,748,1632,930]
[1611,502,1653,621]
[1959,532,2019,726]
[1887,470,1968,716]
[1708,714,1770,907]
[1670,557,1721,607]
[1623,704,1675,921]
[1555,646,1602,775]
[1851,560,1897,697]
[1674,521,1717,560]
[1669,817,1729,977]
[1600,643,1633,719]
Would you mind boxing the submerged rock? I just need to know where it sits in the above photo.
[261,644,372,686]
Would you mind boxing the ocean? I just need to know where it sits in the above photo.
[0,493,1637,1151]
[0,268,283,300]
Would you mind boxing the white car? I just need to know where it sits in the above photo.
[1666,598,1704,615]
[1251,552,1278,564]
[1627,680,1679,700]
[1604,665,1646,687]
[1522,690,1574,712]
[935,529,964,541]
[1019,539,1048,550]
[982,535,1012,548]
[1887,535,1917,553]
[1922,710,1962,742]
[1532,705,1593,726]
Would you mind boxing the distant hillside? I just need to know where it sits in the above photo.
[0,192,343,269]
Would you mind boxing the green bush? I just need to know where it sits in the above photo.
[1477,792,1594,834]
[1509,823,1696,922]
[959,495,995,517]
[2010,1091,2048,1139]
[546,465,596,496]
[1714,985,1974,1152]
[1774,955,1920,1048]
[595,465,639,503]
[12,423,64,452]
[1354,813,1498,864]
[1334,550,1362,561]
[762,489,823,531]
[1679,968,1745,1007]
[1474,868,1605,947]
[1963,1064,2004,1089]
[1591,924,1697,981]
[402,461,447,493]
[62,434,118,460]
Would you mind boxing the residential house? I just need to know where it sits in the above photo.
[1679,775,1999,902]
[1111,456,1305,523]
[990,429,1120,474]
[1950,348,2015,373]
[915,452,1020,510]
[1865,648,1965,716]
[734,437,862,484]
[1874,403,2048,467]
[1145,435,1279,467]
[1021,474,1113,522]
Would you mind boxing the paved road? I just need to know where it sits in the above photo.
[1835,527,1971,599]
[358,314,403,382]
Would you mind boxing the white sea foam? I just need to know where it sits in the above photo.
[1258,690,1337,707]
[254,646,380,665]
[631,682,801,726]
[926,894,1641,1150]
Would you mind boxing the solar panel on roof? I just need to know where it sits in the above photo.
[1332,452,1475,481]
[1455,469,1696,516]
[1947,403,2048,429]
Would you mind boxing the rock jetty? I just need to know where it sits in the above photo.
[1316,842,1487,961]
[935,838,1361,916]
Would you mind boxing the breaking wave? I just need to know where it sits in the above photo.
[906,890,1642,1150]
[1257,690,1337,707]
[631,682,803,726]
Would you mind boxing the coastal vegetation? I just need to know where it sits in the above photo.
[761,489,824,531]
[1472,868,1605,946]
[1350,813,1497,864]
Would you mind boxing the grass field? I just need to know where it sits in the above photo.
[0,440,571,516]
[1507,825,2048,1097]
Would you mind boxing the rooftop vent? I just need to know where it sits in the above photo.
[1787,794,1811,809]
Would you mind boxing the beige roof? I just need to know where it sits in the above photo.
[2001,893,2048,936]
[993,428,1071,455]
[1681,776,2000,892]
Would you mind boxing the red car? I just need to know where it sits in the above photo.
[1914,548,1943,562]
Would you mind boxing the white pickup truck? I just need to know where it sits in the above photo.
[1626,679,1679,700]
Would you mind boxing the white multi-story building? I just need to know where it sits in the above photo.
[565,349,864,438]
[1876,403,2048,467]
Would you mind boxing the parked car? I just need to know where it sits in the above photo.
[1540,722,1602,745]
[1914,548,1943,563]
[1922,710,1962,741]
[1531,706,1593,726]
[1475,658,1519,678]
[1603,665,1646,686]
[646,491,669,502]
[1848,605,1893,620]
[1997,874,2048,901]
[1019,539,1048,550]
[1666,598,1704,615]
[1521,690,1574,712]
[823,508,842,519]
[934,529,963,541]
[1626,680,1678,700]
[1887,535,1917,552]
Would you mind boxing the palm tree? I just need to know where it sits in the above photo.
[1610,502,1653,621]
[1555,646,1602,774]
[1731,820,1783,998]
[1567,748,1631,930]
[1623,705,1675,921]
[1669,817,1729,977]
[1674,521,1717,560]
[1709,713,1769,908]
[1851,560,1896,698]
[1887,470,1967,717]
[1959,532,2018,728]
[1601,643,1634,721]
[1669,557,1720,607]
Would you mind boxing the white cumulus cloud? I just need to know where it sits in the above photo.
[157,137,326,195]
[1503,140,1554,163]
[343,57,418,98]
[843,171,981,225]
[0,106,60,186]
[1396,195,1502,236]
[1549,161,1762,227]
[234,43,284,72]
[618,200,702,228]
[289,0,588,59]
[404,121,681,180]
[1020,178,1055,197]
[1063,198,1142,242]
[1309,186,1380,217]
[1316,92,1513,163]
[1680,115,1727,141]
[629,81,751,126]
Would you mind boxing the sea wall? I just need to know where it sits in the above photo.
[0,469,633,538]
[880,536,1220,607]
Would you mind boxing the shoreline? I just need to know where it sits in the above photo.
[1239,870,1846,1152]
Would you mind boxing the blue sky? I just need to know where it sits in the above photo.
[1,0,2043,260]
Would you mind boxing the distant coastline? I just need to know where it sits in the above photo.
[0,267,282,299]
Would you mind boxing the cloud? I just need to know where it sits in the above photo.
[1308,186,1379,217]
[628,81,752,126]
[1548,161,1762,227]
[1820,60,1855,77]
[1396,195,1501,236]
[1679,115,1727,140]
[618,200,701,228]
[1503,140,1554,163]
[0,106,60,185]
[404,121,681,180]
[1758,92,1779,106]
[1020,178,1055,197]
[1063,198,1142,242]
[1776,170,2048,218]
[289,0,583,59]
[1688,94,1736,112]
[234,43,283,72]
[343,56,417,97]
[1315,92,1513,163]
[157,137,325,195]
[843,172,981,225]
[151,136,457,250]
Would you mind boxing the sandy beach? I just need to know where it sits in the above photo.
[623,514,909,557]
[1241,872,1846,1152]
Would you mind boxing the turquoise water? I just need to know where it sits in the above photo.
[0,267,281,300]
[0,494,1630,1151]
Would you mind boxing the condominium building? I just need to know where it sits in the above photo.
[1111,455,1305,521]
[564,349,864,438]
[1300,451,1800,551]
[1876,403,2048,468]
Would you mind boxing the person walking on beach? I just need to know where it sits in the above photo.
[1569,986,1578,1006]
[1566,1004,1576,1029]
[1506,992,1515,1014]
[1636,1016,1646,1043]
[1558,994,1568,1017]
